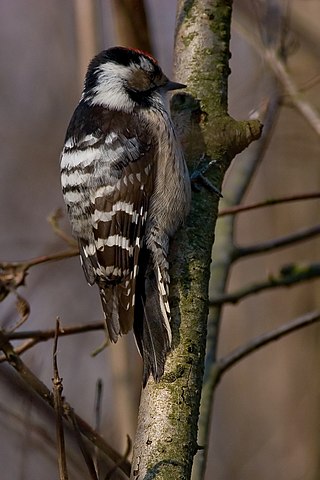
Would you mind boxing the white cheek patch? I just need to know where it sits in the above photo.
[88,62,137,112]
[91,85,135,112]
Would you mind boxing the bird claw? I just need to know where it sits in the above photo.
[191,155,223,197]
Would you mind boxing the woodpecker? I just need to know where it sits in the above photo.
[60,46,191,385]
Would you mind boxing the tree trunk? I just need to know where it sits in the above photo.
[130,1,261,478]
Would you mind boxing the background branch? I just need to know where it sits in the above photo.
[218,192,320,217]
[233,17,320,136]
[0,322,104,362]
[53,320,69,480]
[0,331,131,477]
[210,263,320,305]
[217,310,320,378]
[233,224,320,260]
[193,3,286,475]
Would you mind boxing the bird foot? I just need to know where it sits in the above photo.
[191,154,222,197]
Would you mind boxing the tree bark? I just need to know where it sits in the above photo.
[131,1,261,479]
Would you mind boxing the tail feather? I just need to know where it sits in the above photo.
[100,281,135,342]
[134,248,171,386]
[99,243,172,386]
[100,287,120,342]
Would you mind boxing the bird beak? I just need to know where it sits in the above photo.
[164,80,187,91]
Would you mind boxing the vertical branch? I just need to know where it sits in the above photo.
[193,3,286,478]
[93,379,103,476]
[53,319,69,480]
[111,0,153,52]
[131,1,261,479]
[73,0,102,88]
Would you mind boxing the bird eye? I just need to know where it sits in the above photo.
[149,72,162,90]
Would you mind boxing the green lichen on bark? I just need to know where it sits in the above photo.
[130,1,262,479]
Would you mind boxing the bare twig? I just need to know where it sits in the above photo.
[265,48,320,136]
[68,409,99,480]
[47,209,77,248]
[94,379,103,433]
[0,249,78,272]
[0,249,79,303]
[0,322,104,362]
[219,192,320,217]
[93,379,103,475]
[53,319,69,480]
[299,73,320,93]
[217,311,320,379]
[23,249,79,269]
[7,322,104,340]
[210,263,320,305]
[233,224,320,260]
[12,293,30,330]
[0,331,131,476]
[0,338,39,361]
[234,19,320,136]
[105,435,132,480]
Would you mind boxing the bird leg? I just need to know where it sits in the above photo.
[191,154,222,197]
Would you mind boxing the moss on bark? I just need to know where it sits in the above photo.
[131,1,262,479]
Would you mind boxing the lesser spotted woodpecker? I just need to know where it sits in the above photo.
[60,47,191,385]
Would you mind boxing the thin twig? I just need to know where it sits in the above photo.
[234,18,320,136]
[93,379,103,475]
[94,379,103,433]
[105,435,132,480]
[68,409,99,480]
[210,263,320,305]
[216,311,320,379]
[0,331,131,476]
[0,322,104,362]
[7,322,104,340]
[0,249,78,272]
[53,319,69,480]
[299,73,320,93]
[12,293,30,330]
[47,209,78,248]
[0,338,39,361]
[233,224,320,260]
[23,249,79,269]
[219,192,320,217]
[265,48,320,136]
[0,249,79,303]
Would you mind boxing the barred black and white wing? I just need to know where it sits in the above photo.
[61,105,154,335]
[60,103,173,383]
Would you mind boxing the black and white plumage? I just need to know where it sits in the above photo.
[60,46,191,385]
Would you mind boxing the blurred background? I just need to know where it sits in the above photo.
[0,0,320,479]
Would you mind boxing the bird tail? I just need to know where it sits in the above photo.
[134,247,172,386]
[100,278,136,342]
